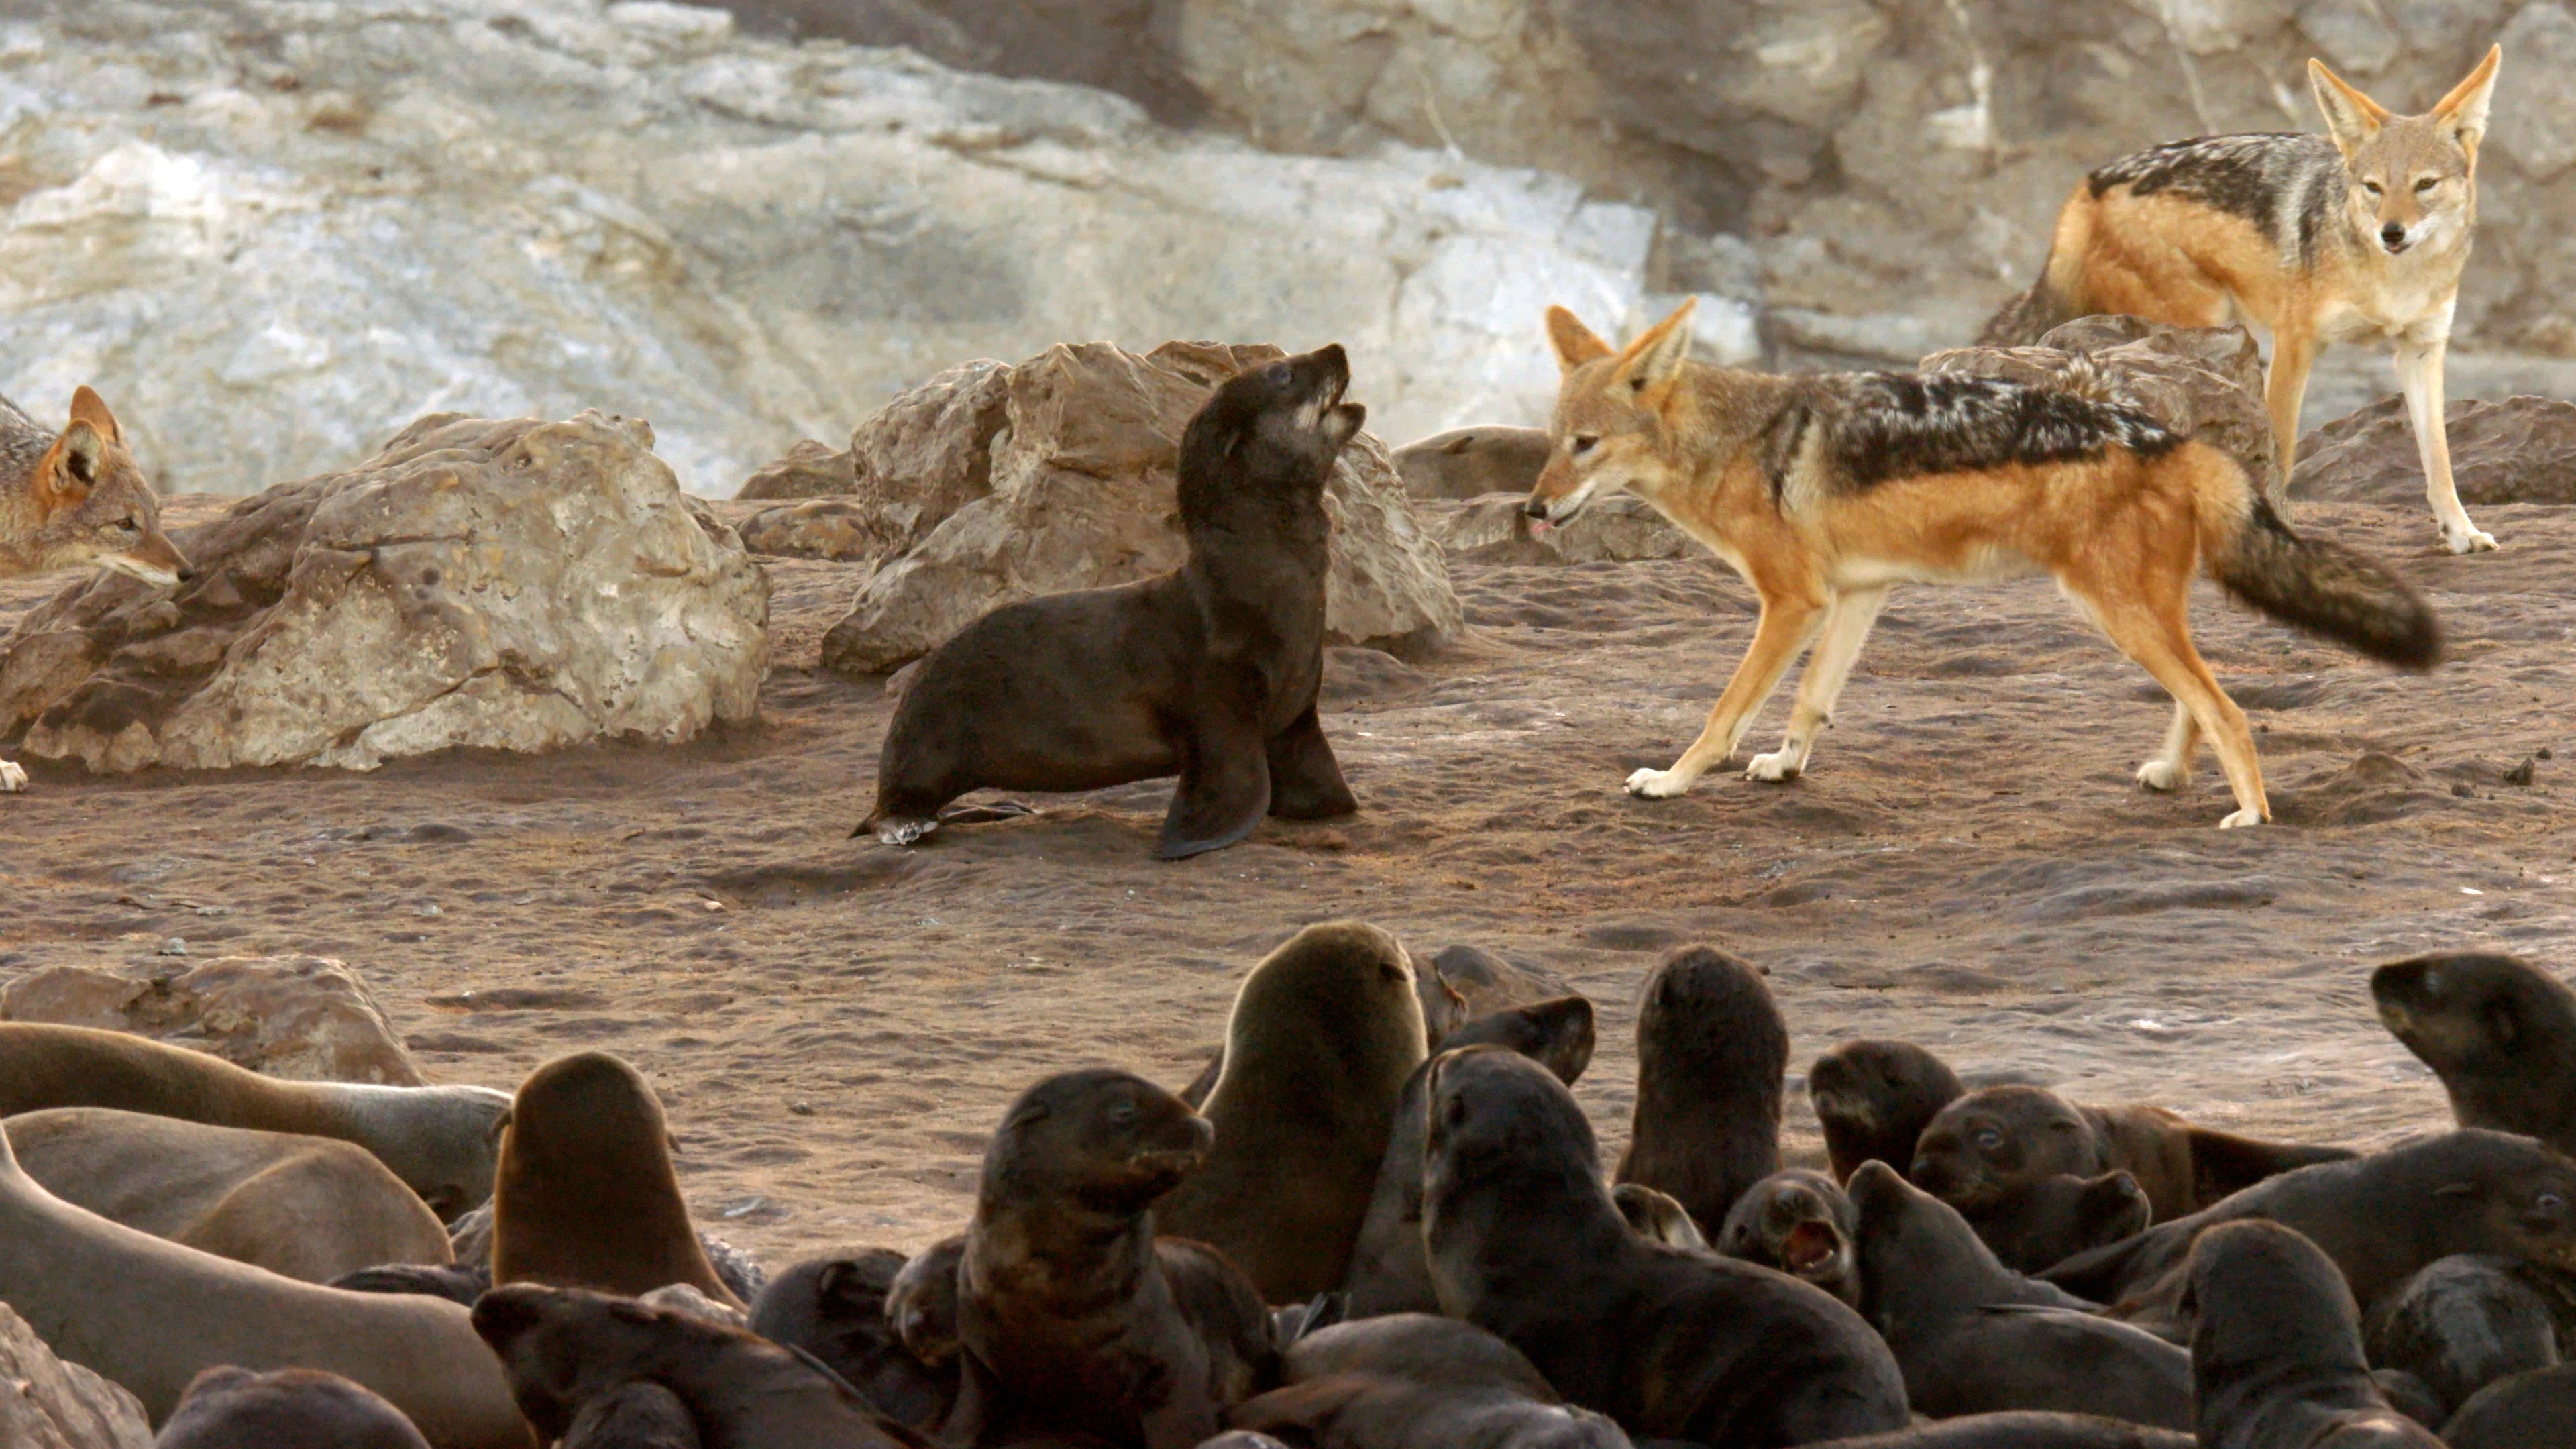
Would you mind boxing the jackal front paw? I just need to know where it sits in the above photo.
[1745,751,1803,783]
[2135,759,2189,792]
[1624,767,1691,799]
[0,759,23,793]
[2217,808,2267,829]
[2443,525,2498,555]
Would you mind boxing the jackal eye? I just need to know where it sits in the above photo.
[116,515,141,534]
[1569,434,1599,457]
[2360,180,2383,197]
[2413,176,2437,193]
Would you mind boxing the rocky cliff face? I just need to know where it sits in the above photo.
[0,0,1657,496]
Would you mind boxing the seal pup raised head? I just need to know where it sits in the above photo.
[1809,1038,1966,1185]
[490,1051,740,1309]
[1423,1046,1909,1442]
[2186,1220,2445,1449]
[953,1068,1271,1449]
[1716,1169,1860,1307]
[1845,1161,2192,1429]
[1158,921,1428,1303]
[862,344,1366,859]
[2375,951,2576,1157]
[156,1366,432,1449]
[1615,946,1786,1233]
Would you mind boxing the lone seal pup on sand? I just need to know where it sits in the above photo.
[0,1022,509,1219]
[1424,1046,1910,1443]
[952,1069,1274,1449]
[490,1052,741,1309]
[862,345,1366,859]
[1616,947,1787,1234]
[2374,951,2576,1157]
[156,1366,433,1449]
[2187,1220,2445,1449]
[1159,921,1428,1304]
[1846,1161,2193,1430]
[1808,1039,1965,1185]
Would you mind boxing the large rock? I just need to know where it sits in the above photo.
[819,340,1459,676]
[0,412,769,772]
[733,440,857,500]
[2292,394,2576,505]
[0,955,426,1087]
[1921,316,2284,504]
[0,1303,152,1449]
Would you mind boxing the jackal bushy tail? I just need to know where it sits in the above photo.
[2208,496,2441,670]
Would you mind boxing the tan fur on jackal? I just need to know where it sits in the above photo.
[1527,301,2440,828]
[1984,46,2502,553]
[0,385,191,791]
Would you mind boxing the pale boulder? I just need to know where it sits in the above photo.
[0,956,424,1087]
[0,1302,153,1449]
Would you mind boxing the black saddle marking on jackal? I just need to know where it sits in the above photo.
[2088,131,2347,260]
[1756,396,1816,508]
[1827,374,2182,491]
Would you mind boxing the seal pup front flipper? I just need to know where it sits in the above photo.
[1265,704,1356,820]
[1159,690,1273,859]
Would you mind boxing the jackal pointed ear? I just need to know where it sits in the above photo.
[2432,44,2502,160]
[2308,58,2390,158]
[56,421,105,490]
[1545,305,1615,373]
[1613,299,1697,396]
[67,385,121,444]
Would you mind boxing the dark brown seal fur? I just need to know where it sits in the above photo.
[1423,1046,1910,1442]
[2374,952,2576,1158]
[1615,947,1786,1233]
[471,1282,922,1447]
[1228,1312,1629,1446]
[1809,1039,1966,1185]
[745,1246,955,1432]
[2186,1221,2445,1449]
[562,1381,702,1449]
[953,1068,1274,1449]
[1846,1161,2192,1430]
[156,1366,432,1449]
[1717,1169,1861,1308]
[1157,922,1428,1303]
[2442,1363,2576,1448]
[2366,1254,2561,1420]
[1960,1171,2153,1275]
[1801,1413,2194,1447]
[863,346,1364,859]
[490,1052,739,1309]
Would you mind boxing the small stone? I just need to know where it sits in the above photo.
[158,938,187,956]
[2504,757,2537,786]
[2452,782,2476,798]
[788,1100,814,1116]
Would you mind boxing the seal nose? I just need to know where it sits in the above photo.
[2381,221,2408,250]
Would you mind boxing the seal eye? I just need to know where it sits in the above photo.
[1973,1129,2003,1152]
[2539,1191,2569,1213]
[1570,435,1598,457]
[1261,362,1291,389]
[1106,1100,1139,1128]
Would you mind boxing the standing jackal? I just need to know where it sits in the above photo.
[1984,46,2502,553]
[1524,301,2440,829]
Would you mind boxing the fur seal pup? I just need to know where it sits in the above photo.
[5,1107,450,1283]
[1343,997,1598,1318]
[887,1234,965,1368]
[561,1381,700,1449]
[1181,954,1469,1112]
[1796,1414,2194,1447]
[2367,1255,2561,1419]
[1423,1046,1910,1442]
[863,346,1364,859]
[0,1022,509,1219]
[156,1366,433,1449]
[2374,951,2576,1157]
[1391,425,1552,501]
[2442,1363,2576,1449]
[1911,1084,2351,1225]
[1846,1162,2192,1429]
[1717,1169,1862,1308]
[745,1248,953,1434]
[472,1283,919,1448]
[1809,1039,1966,1185]
[0,1120,530,1445]
[952,1069,1274,1449]
[1615,1183,1710,1252]
[2042,1130,2576,1316]
[1229,1312,1630,1447]
[490,1052,741,1309]
[1957,1171,2153,1276]
[1158,922,1428,1303]
[2186,1221,2445,1448]
[1615,947,1786,1234]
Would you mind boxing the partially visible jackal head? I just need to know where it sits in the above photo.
[1522,299,1696,525]
[2311,44,2498,259]
[13,387,191,587]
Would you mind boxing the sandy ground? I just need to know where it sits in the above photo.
[2,490,2571,1277]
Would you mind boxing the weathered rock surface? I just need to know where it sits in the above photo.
[2292,394,2576,506]
[0,1304,153,1449]
[735,440,857,500]
[818,340,1460,676]
[1428,493,1691,565]
[1923,317,2283,503]
[0,0,1655,496]
[1393,426,1552,502]
[0,411,769,772]
[0,955,425,1087]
